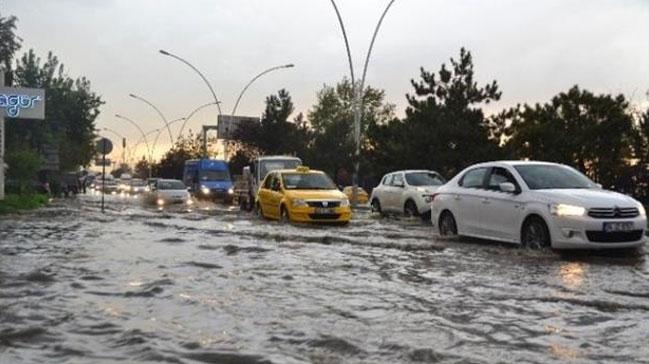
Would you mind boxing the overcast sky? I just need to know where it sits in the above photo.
[4,0,649,160]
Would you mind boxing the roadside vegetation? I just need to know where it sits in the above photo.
[1,12,102,211]
[3,10,649,207]
[0,193,49,215]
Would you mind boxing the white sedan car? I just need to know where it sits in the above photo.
[148,179,193,207]
[431,161,646,249]
[370,170,446,219]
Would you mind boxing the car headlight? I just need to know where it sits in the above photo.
[157,198,165,206]
[292,199,308,207]
[228,188,234,195]
[550,203,585,217]
[638,204,646,217]
[145,186,150,192]
[186,199,194,205]
[340,198,350,207]
[200,186,210,195]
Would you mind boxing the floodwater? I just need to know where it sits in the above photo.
[1,194,648,364]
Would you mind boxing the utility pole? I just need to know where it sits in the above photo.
[0,70,5,200]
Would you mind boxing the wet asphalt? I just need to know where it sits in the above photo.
[0,193,648,364]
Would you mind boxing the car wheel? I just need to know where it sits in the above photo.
[255,202,265,219]
[439,211,457,236]
[521,216,550,249]
[404,200,418,218]
[280,205,291,223]
[371,199,382,215]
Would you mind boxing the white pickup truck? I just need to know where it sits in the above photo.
[235,156,302,211]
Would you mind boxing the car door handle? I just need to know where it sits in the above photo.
[481,198,490,204]
[454,195,461,201]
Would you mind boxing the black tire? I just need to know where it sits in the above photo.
[280,205,291,223]
[439,211,457,236]
[371,199,382,214]
[404,200,418,218]
[255,202,264,219]
[521,216,551,249]
[420,210,432,223]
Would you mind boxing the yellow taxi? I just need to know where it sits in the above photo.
[256,166,352,224]
[342,186,369,205]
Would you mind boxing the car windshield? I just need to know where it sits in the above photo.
[200,170,230,181]
[405,172,445,186]
[260,160,301,180]
[158,181,186,190]
[282,173,337,190]
[514,164,597,190]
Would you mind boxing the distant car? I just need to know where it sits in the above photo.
[128,179,149,195]
[342,186,369,205]
[102,179,119,194]
[430,161,647,250]
[146,178,159,188]
[256,166,352,224]
[183,159,234,203]
[370,170,446,219]
[148,179,193,207]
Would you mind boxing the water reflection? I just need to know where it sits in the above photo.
[558,262,586,289]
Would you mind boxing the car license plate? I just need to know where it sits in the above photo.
[315,208,334,214]
[603,222,633,232]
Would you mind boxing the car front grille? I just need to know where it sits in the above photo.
[586,230,644,243]
[307,201,341,208]
[308,214,341,220]
[588,207,639,219]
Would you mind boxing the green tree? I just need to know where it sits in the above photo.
[7,50,103,171]
[506,86,634,188]
[134,158,151,179]
[6,148,41,194]
[307,78,395,182]
[375,48,501,179]
[233,89,311,158]
[0,12,21,84]
[153,133,205,179]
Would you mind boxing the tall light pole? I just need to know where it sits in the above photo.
[176,102,219,142]
[102,127,127,165]
[115,113,153,177]
[129,93,174,145]
[129,128,159,167]
[159,49,223,116]
[159,49,224,158]
[231,64,295,116]
[329,0,396,207]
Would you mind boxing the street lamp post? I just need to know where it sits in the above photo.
[176,102,219,142]
[329,0,397,207]
[129,93,174,145]
[115,114,153,178]
[129,129,158,166]
[231,64,295,116]
[159,49,223,158]
[101,127,127,165]
[159,50,223,116]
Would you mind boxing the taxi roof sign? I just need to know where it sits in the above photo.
[295,166,310,173]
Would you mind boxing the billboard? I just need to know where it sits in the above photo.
[217,115,260,140]
[0,86,46,119]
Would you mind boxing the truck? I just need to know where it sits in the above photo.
[183,159,234,203]
[235,155,302,211]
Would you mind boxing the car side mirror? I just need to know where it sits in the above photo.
[499,182,517,193]
[595,183,603,189]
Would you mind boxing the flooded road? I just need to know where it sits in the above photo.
[1,194,648,364]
